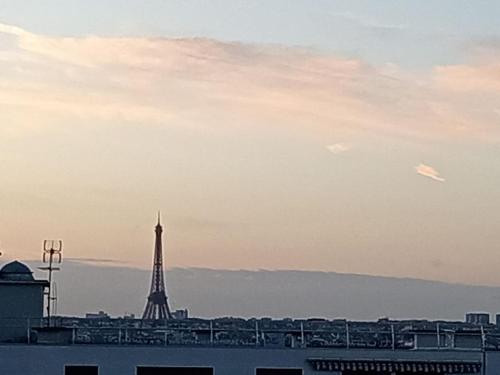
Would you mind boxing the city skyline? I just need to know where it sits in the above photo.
[1,1,500,286]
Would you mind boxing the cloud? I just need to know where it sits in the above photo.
[326,143,351,154]
[433,40,500,93]
[0,23,30,37]
[1,22,500,143]
[65,257,126,265]
[415,163,445,182]
[434,64,500,92]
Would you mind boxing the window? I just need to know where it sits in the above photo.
[64,366,99,375]
[256,369,303,375]
[137,367,213,375]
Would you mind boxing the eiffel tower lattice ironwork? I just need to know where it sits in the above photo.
[142,213,173,320]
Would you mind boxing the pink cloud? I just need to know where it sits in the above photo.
[415,163,445,182]
[434,64,500,92]
[1,22,500,143]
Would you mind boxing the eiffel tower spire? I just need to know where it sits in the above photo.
[142,212,173,320]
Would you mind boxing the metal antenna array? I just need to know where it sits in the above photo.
[39,240,62,327]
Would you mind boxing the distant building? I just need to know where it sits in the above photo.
[85,311,110,320]
[0,260,48,342]
[466,312,490,325]
[172,308,189,320]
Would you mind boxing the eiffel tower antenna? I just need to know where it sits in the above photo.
[142,212,173,320]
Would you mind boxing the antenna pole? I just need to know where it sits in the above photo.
[39,240,63,327]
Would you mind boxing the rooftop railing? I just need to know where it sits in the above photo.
[1,317,498,351]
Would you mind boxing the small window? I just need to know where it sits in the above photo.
[65,366,99,375]
[256,369,302,375]
[137,367,213,375]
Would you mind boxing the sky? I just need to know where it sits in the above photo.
[1,1,500,286]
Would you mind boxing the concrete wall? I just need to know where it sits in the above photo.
[0,284,45,342]
[485,351,500,375]
[0,345,485,375]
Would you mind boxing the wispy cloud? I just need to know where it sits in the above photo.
[65,257,126,265]
[0,22,499,143]
[415,163,445,182]
[435,64,500,92]
[434,39,500,93]
[326,143,351,154]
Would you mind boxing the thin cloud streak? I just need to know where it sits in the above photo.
[65,257,126,265]
[415,163,445,182]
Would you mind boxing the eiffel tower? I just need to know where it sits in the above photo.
[142,213,173,320]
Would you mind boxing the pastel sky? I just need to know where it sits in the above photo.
[1,1,500,285]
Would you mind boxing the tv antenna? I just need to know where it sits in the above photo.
[52,282,58,316]
[39,240,62,327]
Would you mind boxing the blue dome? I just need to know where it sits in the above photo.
[0,261,34,281]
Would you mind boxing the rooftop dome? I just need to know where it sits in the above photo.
[0,261,34,281]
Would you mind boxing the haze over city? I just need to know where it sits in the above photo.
[2,0,500,287]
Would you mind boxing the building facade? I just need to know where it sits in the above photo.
[0,261,48,342]
[0,344,494,375]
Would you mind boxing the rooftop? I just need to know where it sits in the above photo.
[0,261,34,281]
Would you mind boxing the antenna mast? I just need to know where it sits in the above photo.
[39,240,63,327]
